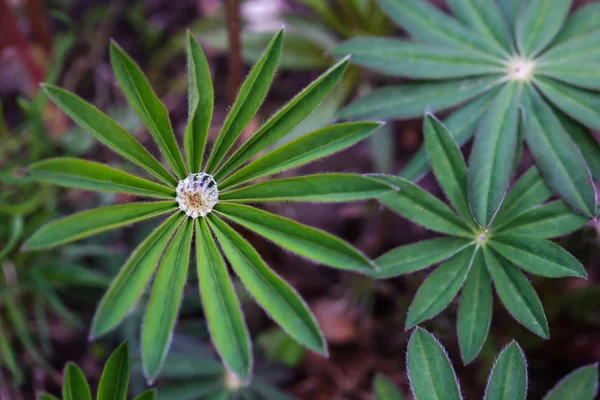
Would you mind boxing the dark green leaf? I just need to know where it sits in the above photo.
[557,112,600,181]
[374,373,405,400]
[516,0,571,57]
[39,395,60,400]
[0,216,23,262]
[97,342,129,400]
[484,342,527,400]
[494,167,552,222]
[134,390,156,400]
[543,364,599,400]
[0,322,23,383]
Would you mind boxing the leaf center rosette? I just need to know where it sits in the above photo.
[175,173,219,218]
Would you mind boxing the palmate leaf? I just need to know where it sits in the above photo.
[484,342,527,400]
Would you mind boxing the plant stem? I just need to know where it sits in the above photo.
[225,0,242,105]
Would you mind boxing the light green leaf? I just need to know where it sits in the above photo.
[516,0,571,57]
[142,218,194,383]
[374,373,405,400]
[134,390,157,400]
[215,203,375,272]
[407,328,462,400]
[556,112,600,181]
[196,219,251,383]
[406,247,476,328]
[401,88,499,181]
[42,84,176,186]
[552,2,600,44]
[458,251,492,364]
[484,342,527,400]
[372,174,474,237]
[483,247,549,338]
[468,82,521,227]
[184,32,213,173]
[97,342,129,400]
[543,364,599,400]
[423,114,472,222]
[489,234,586,278]
[534,77,600,131]
[373,238,473,279]
[208,215,326,355]
[339,76,501,120]
[214,56,349,180]
[220,173,394,203]
[90,214,184,338]
[24,202,177,250]
[110,41,187,178]
[63,363,92,400]
[494,167,552,222]
[523,87,596,217]
[447,0,512,52]
[493,201,589,238]
[220,122,380,189]
[28,158,175,199]
[378,0,505,57]
[332,38,502,79]
[205,30,283,173]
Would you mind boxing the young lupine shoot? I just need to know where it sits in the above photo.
[334,0,600,219]
[368,114,590,364]
[24,30,392,384]
[380,328,599,400]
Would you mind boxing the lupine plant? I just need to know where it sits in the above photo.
[40,342,156,400]
[23,30,393,383]
[334,0,600,220]
[377,328,599,400]
[367,114,591,363]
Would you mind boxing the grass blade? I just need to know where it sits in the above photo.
[215,203,375,272]
[24,202,177,250]
[219,122,381,189]
[543,364,599,400]
[97,342,129,400]
[516,0,571,57]
[184,32,214,173]
[142,218,194,383]
[484,342,527,400]
[208,215,326,355]
[110,41,187,178]
[28,158,175,199]
[196,219,252,383]
[42,84,175,186]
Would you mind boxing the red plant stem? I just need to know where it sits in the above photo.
[0,0,45,88]
[225,0,242,105]
[25,0,52,56]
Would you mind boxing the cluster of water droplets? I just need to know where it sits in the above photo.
[175,173,219,219]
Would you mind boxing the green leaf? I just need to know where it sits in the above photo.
[534,77,600,131]
[142,218,194,383]
[447,0,512,52]
[494,167,552,222]
[516,0,571,57]
[468,82,521,227]
[552,2,600,44]
[458,250,492,364]
[5,301,51,372]
[497,0,520,30]
[134,390,157,400]
[406,247,476,329]
[483,247,549,338]
[196,219,251,383]
[339,76,500,120]
[214,56,349,180]
[374,373,405,400]
[523,87,596,217]
[332,38,502,79]
[28,158,175,199]
[110,41,187,178]
[205,30,283,173]
[215,203,375,272]
[23,201,177,250]
[373,238,473,279]
[557,112,600,181]
[97,342,129,400]
[0,322,23,384]
[90,211,182,338]
[184,32,214,173]
[0,216,23,262]
[208,215,326,355]
[493,201,589,238]
[372,174,474,237]
[63,362,92,400]
[220,173,394,203]
[543,364,599,400]
[489,234,587,278]
[219,122,380,189]
[42,84,175,186]
[378,0,506,57]
[406,328,462,400]
[423,114,472,222]
[401,88,499,181]
[484,342,527,400]
[39,395,60,400]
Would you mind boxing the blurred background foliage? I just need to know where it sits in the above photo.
[0,0,599,399]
